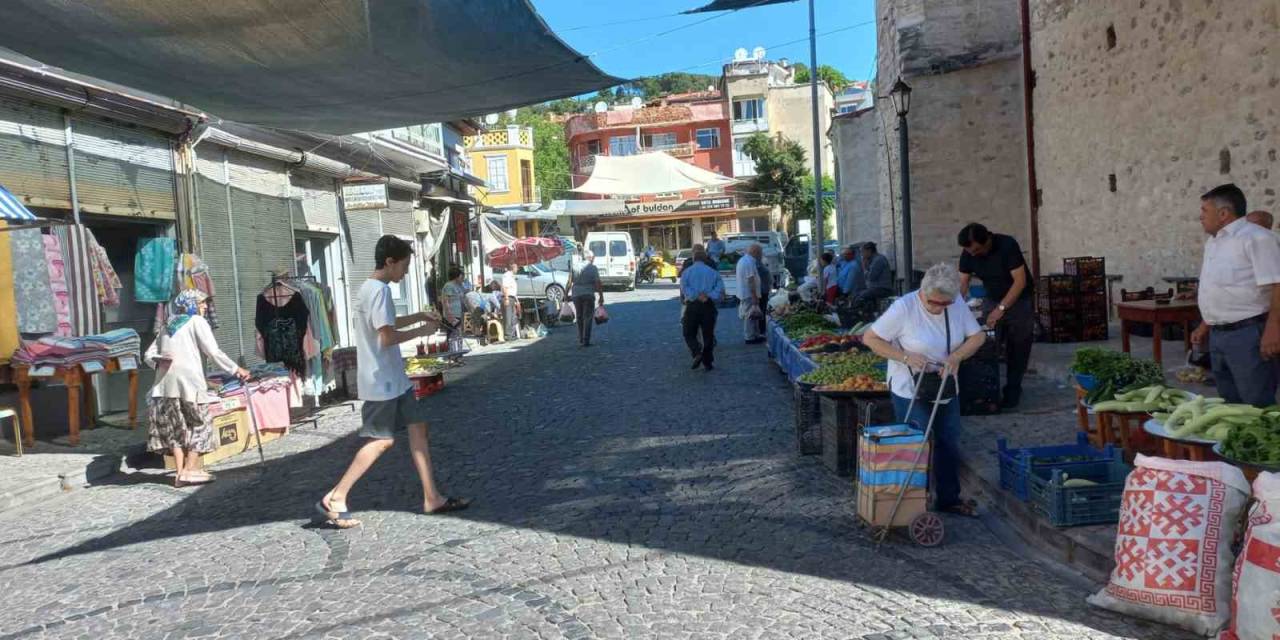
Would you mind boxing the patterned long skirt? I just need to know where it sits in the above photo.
[147,398,213,453]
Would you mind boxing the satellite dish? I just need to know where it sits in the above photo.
[630,96,643,108]
[753,46,766,60]
[505,108,518,119]
[733,48,748,62]
[593,101,608,113]
[483,113,499,125]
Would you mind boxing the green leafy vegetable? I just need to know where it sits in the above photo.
[1072,348,1164,404]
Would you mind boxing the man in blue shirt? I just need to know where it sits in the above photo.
[706,231,727,266]
[680,247,725,371]
[837,245,865,298]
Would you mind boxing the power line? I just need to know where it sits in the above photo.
[557,12,685,32]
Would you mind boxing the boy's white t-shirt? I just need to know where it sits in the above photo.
[870,292,982,399]
[355,278,411,401]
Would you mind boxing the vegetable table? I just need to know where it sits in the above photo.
[1115,300,1201,366]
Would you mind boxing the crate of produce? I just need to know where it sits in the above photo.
[1077,274,1106,295]
[1027,458,1131,527]
[1040,273,1079,294]
[1036,292,1079,313]
[793,382,822,455]
[1081,323,1109,342]
[996,432,1120,501]
[1078,291,1108,313]
[1063,256,1105,278]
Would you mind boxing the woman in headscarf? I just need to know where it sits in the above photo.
[144,289,250,487]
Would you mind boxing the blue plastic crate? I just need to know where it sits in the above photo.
[996,432,1119,501]
[1027,459,1131,527]
[1074,372,1098,391]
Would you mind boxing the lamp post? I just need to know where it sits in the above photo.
[889,78,913,289]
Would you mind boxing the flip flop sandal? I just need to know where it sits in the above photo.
[424,497,471,515]
[941,500,979,518]
[315,495,362,529]
[175,474,213,488]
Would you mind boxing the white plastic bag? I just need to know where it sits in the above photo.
[1088,455,1250,636]
[558,301,575,322]
[1220,472,1280,640]
[593,305,609,325]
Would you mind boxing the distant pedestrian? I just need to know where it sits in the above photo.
[501,268,520,339]
[681,247,724,371]
[821,252,838,304]
[317,235,468,529]
[1247,209,1274,230]
[706,231,726,265]
[144,289,250,487]
[737,243,764,344]
[441,266,466,337]
[567,249,604,347]
[681,243,717,273]
[1193,185,1280,406]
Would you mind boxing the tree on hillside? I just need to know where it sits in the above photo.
[741,133,810,233]
[797,174,836,239]
[791,63,850,93]
[627,73,720,100]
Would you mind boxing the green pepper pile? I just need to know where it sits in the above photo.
[800,353,886,385]
[780,311,835,337]
[1071,348,1165,405]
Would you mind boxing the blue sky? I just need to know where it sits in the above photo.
[531,0,878,86]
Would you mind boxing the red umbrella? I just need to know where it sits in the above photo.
[487,236,565,270]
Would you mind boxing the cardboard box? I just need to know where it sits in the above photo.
[163,408,282,470]
[856,483,928,528]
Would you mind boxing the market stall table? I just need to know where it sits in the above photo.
[765,319,818,383]
[1115,299,1201,366]
[12,356,140,447]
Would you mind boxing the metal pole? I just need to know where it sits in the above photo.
[807,0,824,288]
[899,113,913,290]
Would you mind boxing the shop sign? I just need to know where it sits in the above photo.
[675,196,735,212]
[342,182,389,210]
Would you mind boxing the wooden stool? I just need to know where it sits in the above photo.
[1097,411,1158,462]
[1,407,21,456]
[1074,386,1101,447]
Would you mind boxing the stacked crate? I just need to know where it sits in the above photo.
[1036,257,1108,343]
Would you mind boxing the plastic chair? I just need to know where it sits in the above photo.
[1,407,21,456]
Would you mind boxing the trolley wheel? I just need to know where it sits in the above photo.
[909,512,945,547]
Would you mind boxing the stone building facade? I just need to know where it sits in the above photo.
[1030,0,1280,289]
[831,108,883,247]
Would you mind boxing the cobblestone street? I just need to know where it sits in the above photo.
[0,285,1180,640]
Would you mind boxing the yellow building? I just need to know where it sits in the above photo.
[465,125,542,237]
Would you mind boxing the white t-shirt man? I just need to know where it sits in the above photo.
[735,253,760,301]
[355,279,411,401]
[501,271,518,299]
[871,293,983,399]
[1199,216,1280,325]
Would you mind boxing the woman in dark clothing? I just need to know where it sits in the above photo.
[567,250,604,347]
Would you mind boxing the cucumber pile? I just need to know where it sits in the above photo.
[1154,396,1267,442]
[1091,385,1194,415]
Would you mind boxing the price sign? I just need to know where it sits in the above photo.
[118,356,137,371]
[80,360,105,374]
[29,365,55,378]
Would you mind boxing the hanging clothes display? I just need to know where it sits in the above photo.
[0,222,19,361]
[57,224,101,336]
[86,231,122,308]
[10,228,56,334]
[255,279,310,376]
[154,253,221,333]
[43,233,73,337]
[135,236,176,303]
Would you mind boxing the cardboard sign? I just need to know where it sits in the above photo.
[117,356,137,371]
[29,365,55,377]
[80,360,104,374]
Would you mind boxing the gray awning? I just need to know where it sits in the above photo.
[0,0,623,134]
[683,0,797,13]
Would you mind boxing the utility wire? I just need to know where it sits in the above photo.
[557,12,685,32]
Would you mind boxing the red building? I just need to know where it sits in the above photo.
[564,91,768,253]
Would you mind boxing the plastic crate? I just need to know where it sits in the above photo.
[1063,257,1105,278]
[1027,458,1130,527]
[996,432,1120,501]
[793,382,822,455]
[1040,274,1078,295]
[1078,274,1107,295]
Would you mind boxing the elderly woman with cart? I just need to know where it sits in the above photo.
[861,263,988,522]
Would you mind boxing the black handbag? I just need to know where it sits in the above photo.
[912,308,960,404]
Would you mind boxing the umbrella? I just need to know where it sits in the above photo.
[487,237,565,270]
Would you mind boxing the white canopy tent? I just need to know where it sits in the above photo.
[571,152,737,197]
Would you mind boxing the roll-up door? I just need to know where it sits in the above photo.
[226,150,293,365]
[379,188,416,239]
[71,117,177,219]
[193,143,246,362]
[344,203,382,320]
[0,96,71,209]
[290,171,341,234]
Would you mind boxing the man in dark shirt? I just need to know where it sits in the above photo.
[853,242,893,308]
[957,223,1035,409]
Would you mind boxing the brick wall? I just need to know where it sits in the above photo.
[1031,0,1280,289]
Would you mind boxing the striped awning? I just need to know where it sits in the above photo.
[0,185,37,222]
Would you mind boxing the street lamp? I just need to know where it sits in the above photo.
[889,78,913,290]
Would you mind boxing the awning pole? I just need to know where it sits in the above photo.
[63,114,82,225]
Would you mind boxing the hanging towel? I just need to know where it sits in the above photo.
[0,223,20,362]
[10,228,56,334]
[58,224,101,337]
[86,230,121,307]
[43,233,73,337]
[135,236,176,303]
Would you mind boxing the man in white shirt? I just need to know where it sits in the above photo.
[736,243,764,344]
[1192,184,1280,406]
[501,268,520,339]
[318,235,468,529]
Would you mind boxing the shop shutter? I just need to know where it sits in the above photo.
[226,150,294,365]
[0,97,71,209]
[70,117,177,219]
[193,143,245,362]
[290,170,341,234]
[379,188,417,239]
[344,205,382,316]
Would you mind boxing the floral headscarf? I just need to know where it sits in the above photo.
[165,289,208,336]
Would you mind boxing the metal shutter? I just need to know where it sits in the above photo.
[344,205,382,316]
[0,96,71,209]
[290,170,341,234]
[226,150,293,366]
[193,143,246,362]
[379,188,416,239]
[70,117,177,218]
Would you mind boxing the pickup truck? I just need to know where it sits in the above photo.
[721,232,790,290]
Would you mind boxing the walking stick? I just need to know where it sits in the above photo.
[243,381,267,466]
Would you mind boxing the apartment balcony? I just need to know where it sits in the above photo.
[576,154,596,173]
[645,141,696,158]
[464,125,534,150]
[731,118,769,135]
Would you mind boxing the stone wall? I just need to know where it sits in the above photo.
[831,109,883,246]
[1031,0,1280,289]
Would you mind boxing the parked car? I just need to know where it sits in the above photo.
[504,263,570,307]
[673,248,693,276]
[723,231,788,289]
[784,235,846,282]
[584,231,636,290]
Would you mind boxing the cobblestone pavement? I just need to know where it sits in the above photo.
[0,284,1185,640]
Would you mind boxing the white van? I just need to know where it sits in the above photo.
[584,231,636,290]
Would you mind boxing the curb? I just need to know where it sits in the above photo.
[0,450,129,514]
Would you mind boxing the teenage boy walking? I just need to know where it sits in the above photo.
[316,235,470,528]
